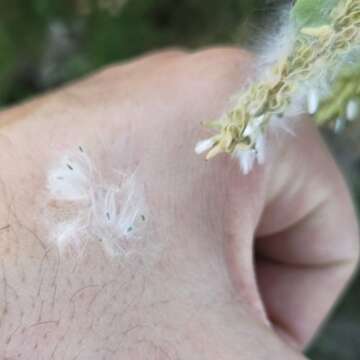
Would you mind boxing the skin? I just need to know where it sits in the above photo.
[0,48,358,359]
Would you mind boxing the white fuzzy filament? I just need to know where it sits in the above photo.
[47,148,146,257]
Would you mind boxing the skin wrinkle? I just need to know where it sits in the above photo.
[255,197,329,266]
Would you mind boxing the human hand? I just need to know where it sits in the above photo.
[0,48,358,359]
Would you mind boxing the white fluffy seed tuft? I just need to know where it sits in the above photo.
[346,99,360,121]
[47,148,146,257]
[195,138,215,155]
[334,117,346,133]
[307,89,320,115]
[235,149,257,175]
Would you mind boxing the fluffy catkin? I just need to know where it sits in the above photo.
[196,0,360,173]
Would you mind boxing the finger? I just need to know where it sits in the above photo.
[256,119,359,348]
[81,48,188,85]
[117,47,188,70]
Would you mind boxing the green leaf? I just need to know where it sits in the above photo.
[291,0,338,28]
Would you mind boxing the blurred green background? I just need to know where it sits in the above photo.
[0,1,359,358]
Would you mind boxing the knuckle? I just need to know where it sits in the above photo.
[154,48,187,59]
[192,46,254,71]
[96,48,188,79]
[136,48,188,65]
[188,47,255,89]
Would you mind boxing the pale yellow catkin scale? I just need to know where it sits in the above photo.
[199,0,360,164]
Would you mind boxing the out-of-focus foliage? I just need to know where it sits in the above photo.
[0,0,271,106]
[0,1,359,359]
